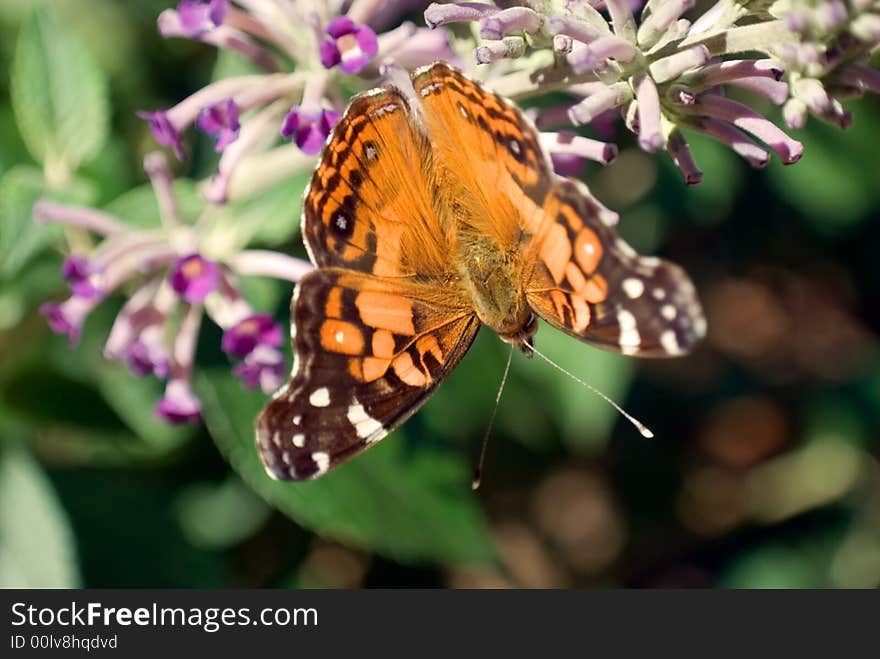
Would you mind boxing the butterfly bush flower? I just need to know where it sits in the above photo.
[140,0,455,203]
[425,0,879,184]
[34,152,312,424]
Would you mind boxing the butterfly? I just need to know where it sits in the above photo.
[255,62,705,481]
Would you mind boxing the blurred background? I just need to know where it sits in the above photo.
[1,0,879,588]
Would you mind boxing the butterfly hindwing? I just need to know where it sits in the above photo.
[256,269,480,480]
[527,178,705,356]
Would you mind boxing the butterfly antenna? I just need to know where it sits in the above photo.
[472,345,515,491]
[523,340,654,439]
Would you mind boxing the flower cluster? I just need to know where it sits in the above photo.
[140,0,455,203]
[32,0,880,428]
[37,153,311,424]
[425,0,879,184]
[771,0,880,129]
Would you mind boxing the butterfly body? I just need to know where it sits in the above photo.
[256,62,705,481]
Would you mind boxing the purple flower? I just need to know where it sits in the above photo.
[169,254,220,303]
[550,152,585,177]
[155,378,201,424]
[320,16,379,75]
[176,0,227,37]
[197,98,240,152]
[233,345,285,393]
[222,313,283,358]
[40,297,96,345]
[126,327,170,379]
[280,107,340,155]
[136,110,184,160]
[61,255,103,300]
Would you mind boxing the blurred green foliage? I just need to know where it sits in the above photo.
[1,1,879,588]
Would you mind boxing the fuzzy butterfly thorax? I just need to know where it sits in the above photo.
[255,62,705,482]
[455,231,536,352]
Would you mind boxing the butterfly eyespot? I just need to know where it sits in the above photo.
[330,211,354,238]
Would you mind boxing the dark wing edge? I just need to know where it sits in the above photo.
[255,269,480,481]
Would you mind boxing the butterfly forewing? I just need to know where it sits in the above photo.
[303,87,450,278]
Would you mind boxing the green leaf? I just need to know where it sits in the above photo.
[0,165,55,278]
[220,172,310,249]
[677,131,744,225]
[719,543,823,588]
[520,326,636,455]
[10,7,109,174]
[197,370,497,566]
[175,476,272,549]
[0,445,81,587]
[0,164,95,278]
[766,103,880,235]
[103,179,202,229]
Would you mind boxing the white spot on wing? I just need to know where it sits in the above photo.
[622,278,644,299]
[652,288,666,300]
[292,433,305,448]
[312,451,330,475]
[293,415,302,425]
[309,387,331,407]
[661,330,682,354]
[661,304,677,321]
[347,402,383,441]
[583,242,595,256]
[617,309,641,348]
[335,330,345,344]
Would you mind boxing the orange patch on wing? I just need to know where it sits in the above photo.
[326,286,343,318]
[319,319,365,355]
[392,352,428,387]
[372,329,396,359]
[565,262,587,292]
[356,292,415,334]
[570,296,591,332]
[574,227,602,274]
[580,274,608,303]
[362,357,390,382]
[348,358,364,381]
[540,223,571,284]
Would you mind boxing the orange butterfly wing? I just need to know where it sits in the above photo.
[413,62,704,356]
[526,178,705,356]
[302,87,450,279]
[258,82,479,480]
[256,269,478,480]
